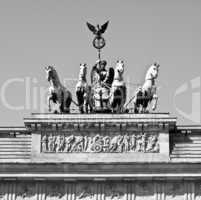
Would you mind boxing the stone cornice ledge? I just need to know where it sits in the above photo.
[24,113,176,131]
[0,173,200,181]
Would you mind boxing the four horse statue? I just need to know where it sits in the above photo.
[45,66,72,113]
[45,61,160,114]
[133,62,160,113]
[75,63,92,113]
[110,60,126,113]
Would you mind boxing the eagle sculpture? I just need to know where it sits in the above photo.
[86,21,109,37]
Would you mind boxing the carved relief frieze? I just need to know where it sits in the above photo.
[46,183,65,200]
[76,183,95,200]
[105,182,126,200]
[41,132,160,153]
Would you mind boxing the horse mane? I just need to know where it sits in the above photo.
[49,66,62,87]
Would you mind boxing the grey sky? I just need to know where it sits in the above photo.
[0,0,200,125]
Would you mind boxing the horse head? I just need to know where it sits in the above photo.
[114,60,124,81]
[45,66,57,82]
[79,63,87,81]
[145,62,160,81]
[115,60,124,74]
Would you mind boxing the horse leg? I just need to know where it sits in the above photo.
[111,96,117,113]
[63,97,71,113]
[133,95,138,113]
[142,98,149,113]
[83,92,88,113]
[62,91,68,112]
[84,101,88,113]
[57,90,64,113]
[76,90,84,113]
[47,96,52,112]
[152,94,158,110]
[87,87,93,113]
[88,94,93,113]
[133,102,139,113]
[121,86,127,113]
[141,90,149,113]
[112,88,121,113]
[65,92,72,113]
[133,91,142,114]
[139,105,143,113]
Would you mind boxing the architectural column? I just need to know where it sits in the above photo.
[184,181,195,200]
[154,182,165,200]
[36,182,46,200]
[66,182,76,200]
[126,182,135,200]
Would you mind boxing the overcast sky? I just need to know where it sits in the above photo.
[0,0,200,126]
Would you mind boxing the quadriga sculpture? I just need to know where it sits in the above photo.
[110,60,127,113]
[45,66,72,113]
[75,63,93,113]
[133,62,160,113]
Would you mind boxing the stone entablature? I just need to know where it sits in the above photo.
[2,114,201,163]
[22,113,175,163]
